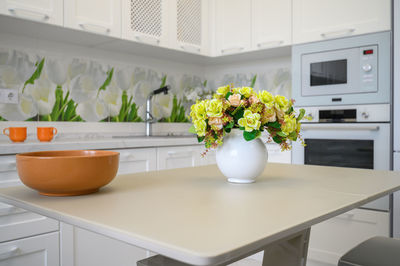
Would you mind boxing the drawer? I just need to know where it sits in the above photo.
[308,208,389,265]
[112,148,157,175]
[0,155,21,188]
[0,231,59,266]
[157,146,202,170]
[0,202,59,243]
[266,143,291,164]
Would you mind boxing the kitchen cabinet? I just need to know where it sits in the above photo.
[122,0,169,47]
[0,232,59,266]
[170,0,208,55]
[113,148,157,175]
[293,0,391,44]
[64,0,121,38]
[214,0,251,56]
[0,0,63,26]
[266,143,291,164]
[252,0,291,50]
[307,208,389,266]
[157,145,202,170]
[0,155,20,188]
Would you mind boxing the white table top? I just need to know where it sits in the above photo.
[0,163,400,265]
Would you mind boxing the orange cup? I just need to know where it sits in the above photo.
[3,127,27,142]
[37,127,57,142]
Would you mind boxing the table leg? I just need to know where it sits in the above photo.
[262,228,310,266]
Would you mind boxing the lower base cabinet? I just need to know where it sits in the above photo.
[0,232,59,266]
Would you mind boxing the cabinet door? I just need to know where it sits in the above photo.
[0,155,21,188]
[252,0,291,50]
[122,0,169,47]
[114,148,157,175]
[266,143,291,164]
[0,0,62,26]
[293,0,391,44]
[171,0,208,55]
[307,209,389,265]
[64,0,121,38]
[157,145,202,170]
[215,0,251,55]
[0,232,59,266]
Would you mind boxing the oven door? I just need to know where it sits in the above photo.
[292,123,390,211]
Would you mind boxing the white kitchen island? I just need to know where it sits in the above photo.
[0,163,399,266]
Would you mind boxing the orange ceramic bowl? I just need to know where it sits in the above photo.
[16,150,119,196]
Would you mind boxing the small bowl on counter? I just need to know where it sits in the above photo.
[16,150,119,196]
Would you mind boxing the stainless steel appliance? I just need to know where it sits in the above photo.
[292,31,391,106]
[292,104,391,211]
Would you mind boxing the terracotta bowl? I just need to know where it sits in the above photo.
[16,150,120,196]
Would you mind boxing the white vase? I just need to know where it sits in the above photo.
[216,129,268,183]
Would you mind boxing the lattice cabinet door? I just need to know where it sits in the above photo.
[122,0,169,47]
[171,0,208,55]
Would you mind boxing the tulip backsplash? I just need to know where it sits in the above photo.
[0,49,291,122]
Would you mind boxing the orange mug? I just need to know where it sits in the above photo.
[37,127,57,142]
[3,127,27,142]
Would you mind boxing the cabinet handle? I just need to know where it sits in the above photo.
[120,154,136,162]
[0,246,18,260]
[221,46,244,54]
[135,34,160,46]
[302,124,379,131]
[78,22,111,34]
[0,205,23,216]
[167,151,192,157]
[257,40,283,49]
[8,7,49,21]
[180,43,201,53]
[321,28,355,39]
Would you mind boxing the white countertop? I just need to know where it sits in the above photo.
[1,163,399,265]
[0,136,200,155]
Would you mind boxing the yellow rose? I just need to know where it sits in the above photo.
[258,91,274,107]
[232,87,240,94]
[190,101,207,121]
[239,87,254,98]
[281,114,297,135]
[194,119,207,137]
[274,95,290,112]
[262,108,276,123]
[206,99,223,118]
[216,85,230,96]
[238,110,261,132]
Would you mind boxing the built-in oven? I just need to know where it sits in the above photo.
[292,31,391,106]
[292,104,391,211]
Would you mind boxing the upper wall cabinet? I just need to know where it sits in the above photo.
[169,0,208,55]
[293,0,391,44]
[252,0,291,50]
[0,0,63,26]
[64,0,121,38]
[122,0,169,47]
[214,0,252,56]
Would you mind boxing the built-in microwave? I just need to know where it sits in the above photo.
[292,31,391,106]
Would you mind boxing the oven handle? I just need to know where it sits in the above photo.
[302,124,380,131]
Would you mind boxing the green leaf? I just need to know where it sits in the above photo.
[189,125,196,134]
[267,121,281,129]
[243,130,258,141]
[197,136,205,142]
[276,131,287,137]
[272,135,282,144]
[225,91,233,100]
[239,126,245,130]
[224,121,234,129]
[98,68,114,94]
[203,80,208,88]
[160,75,167,88]
[289,131,298,141]
[22,58,44,93]
[297,109,305,121]
[250,74,257,88]
[232,107,244,120]
[224,128,231,133]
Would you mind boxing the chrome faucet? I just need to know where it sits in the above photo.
[145,85,170,136]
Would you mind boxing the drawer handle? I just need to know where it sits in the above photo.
[0,246,18,260]
[257,40,283,49]
[180,43,201,53]
[78,22,111,34]
[167,151,192,157]
[0,206,22,216]
[8,7,49,21]
[302,124,379,131]
[221,46,244,54]
[135,34,160,45]
[321,28,355,39]
[120,154,136,162]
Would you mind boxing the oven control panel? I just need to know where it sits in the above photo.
[360,45,378,92]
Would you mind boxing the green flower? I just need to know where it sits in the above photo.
[281,114,297,135]
[216,85,230,96]
[258,90,274,107]
[190,100,207,121]
[206,99,223,118]
[194,119,207,137]
[274,95,290,112]
[239,86,254,98]
[238,110,261,132]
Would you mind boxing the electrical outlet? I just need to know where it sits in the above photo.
[0,88,19,104]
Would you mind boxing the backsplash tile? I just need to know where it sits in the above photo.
[0,48,291,123]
